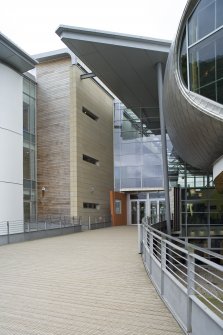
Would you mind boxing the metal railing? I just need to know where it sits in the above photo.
[81,216,112,230]
[24,215,81,232]
[139,219,223,335]
[0,215,111,245]
[0,220,24,242]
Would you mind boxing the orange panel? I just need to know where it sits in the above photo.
[110,191,127,226]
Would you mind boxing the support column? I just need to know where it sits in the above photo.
[156,62,171,235]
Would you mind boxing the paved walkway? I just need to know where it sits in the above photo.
[0,226,183,335]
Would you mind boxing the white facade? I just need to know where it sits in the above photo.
[0,63,23,226]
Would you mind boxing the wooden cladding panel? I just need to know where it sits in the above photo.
[36,59,114,218]
[37,58,71,216]
[71,66,114,218]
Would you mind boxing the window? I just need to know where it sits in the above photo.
[216,0,223,28]
[180,0,223,103]
[82,107,98,121]
[180,29,188,87]
[23,77,37,222]
[83,203,99,209]
[23,147,30,179]
[83,154,99,166]
[188,0,215,45]
[115,200,122,214]
[23,100,29,132]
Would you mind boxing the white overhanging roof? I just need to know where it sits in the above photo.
[56,25,171,109]
[0,32,37,73]
[34,48,77,63]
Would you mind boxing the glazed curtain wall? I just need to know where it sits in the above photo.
[23,77,37,222]
[114,103,171,190]
[181,186,223,253]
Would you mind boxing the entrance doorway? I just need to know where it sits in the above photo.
[150,200,166,224]
[128,192,165,225]
[130,200,146,225]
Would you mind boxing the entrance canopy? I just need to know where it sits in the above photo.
[56,26,170,109]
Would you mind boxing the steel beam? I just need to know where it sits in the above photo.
[156,62,171,235]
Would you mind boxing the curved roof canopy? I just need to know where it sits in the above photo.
[0,32,37,73]
[56,25,170,109]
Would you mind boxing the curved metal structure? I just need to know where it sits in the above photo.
[163,0,223,173]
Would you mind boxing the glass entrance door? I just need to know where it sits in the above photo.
[139,201,146,224]
[159,201,166,221]
[150,200,166,224]
[131,201,138,225]
[150,201,157,224]
[130,200,146,224]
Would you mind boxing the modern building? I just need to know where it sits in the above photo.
[0,33,37,232]
[1,0,223,253]
[35,50,114,220]
[56,0,223,252]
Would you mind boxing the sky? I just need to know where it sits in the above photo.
[1,0,188,55]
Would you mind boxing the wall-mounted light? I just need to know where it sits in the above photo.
[42,186,46,197]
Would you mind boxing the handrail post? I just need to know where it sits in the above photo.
[149,229,153,274]
[187,247,195,333]
[79,216,82,231]
[138,222,143,254]
[161,237,166,296]
[7,221,9,244]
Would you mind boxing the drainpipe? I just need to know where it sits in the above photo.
[156,62,171,235]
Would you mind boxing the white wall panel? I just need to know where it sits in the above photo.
[0,63,23,134]
[0,128,23,184]
[0,182,23,223]
[0,63,23,226]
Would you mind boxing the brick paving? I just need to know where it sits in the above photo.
[0,226,183,334]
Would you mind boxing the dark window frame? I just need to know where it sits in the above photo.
[83,202,99,209]
[82,107,98,121]
[83,154,99,166]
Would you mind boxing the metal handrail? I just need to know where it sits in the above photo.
[140,219,223,333]
[0,215,112,239]
[143,217,223,260]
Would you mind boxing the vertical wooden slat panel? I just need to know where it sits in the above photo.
[36,57,71,216]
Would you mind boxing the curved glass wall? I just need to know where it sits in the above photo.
[179,0,223,104]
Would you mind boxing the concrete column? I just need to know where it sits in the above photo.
[156,62,171,235]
